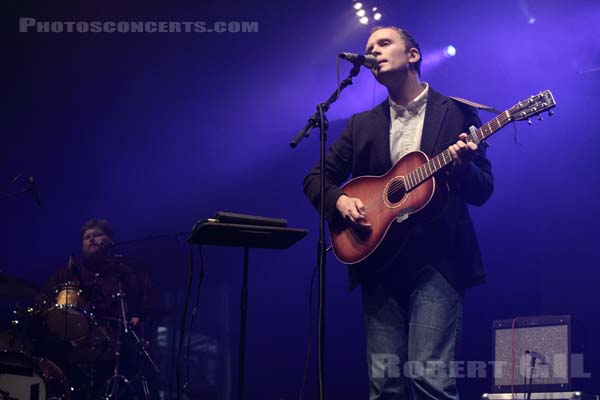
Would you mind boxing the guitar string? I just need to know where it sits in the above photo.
[359,113,511,214]
[361,148,452,213]
[360,146,455,213]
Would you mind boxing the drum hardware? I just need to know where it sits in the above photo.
[104,275,159,400]
[127,323,160,375]
[104,279,137,400]
[1,305,39,355]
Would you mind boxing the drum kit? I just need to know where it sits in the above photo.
[0,272,158,400]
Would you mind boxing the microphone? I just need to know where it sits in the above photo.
[27,176,41,207]
[338,52,378,68]
[525,350,547,364]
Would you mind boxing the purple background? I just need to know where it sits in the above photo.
[3,0,600,398]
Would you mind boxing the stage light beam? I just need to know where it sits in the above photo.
[359,16,369,24]
[353,2,363,10]
[374,12,382,21]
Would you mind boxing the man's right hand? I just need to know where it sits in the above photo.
[336,195,372,231]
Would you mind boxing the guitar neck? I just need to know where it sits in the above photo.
[404,110,511,191]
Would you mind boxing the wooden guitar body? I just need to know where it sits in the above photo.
[329,151,434,264]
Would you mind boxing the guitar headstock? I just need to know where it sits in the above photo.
[509,90,556,122]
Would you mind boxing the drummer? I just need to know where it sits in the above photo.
[45,218,149,327]
[41,218,154,398]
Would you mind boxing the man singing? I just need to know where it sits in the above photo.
[303,27,493,399]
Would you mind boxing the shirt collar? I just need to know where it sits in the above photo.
[389,82,429,118]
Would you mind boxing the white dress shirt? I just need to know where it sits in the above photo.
[389,83,429,165]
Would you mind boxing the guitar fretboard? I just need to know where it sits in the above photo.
[404,110,512,191]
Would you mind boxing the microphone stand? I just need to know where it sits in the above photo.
[290,62,364,400]
[105,276,137,400]
[0,175,40,206]
[0,189,29,201]
[526,354,537,400]
[0,187,34,202]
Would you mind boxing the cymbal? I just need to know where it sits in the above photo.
[0,273,40,300]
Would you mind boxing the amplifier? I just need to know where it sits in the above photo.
[492,315,572,393]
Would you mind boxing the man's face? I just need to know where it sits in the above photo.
[365,28,418,81]
[82,227,112,259]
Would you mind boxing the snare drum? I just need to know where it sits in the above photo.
[0,351,69,400]
[45,282,93,340]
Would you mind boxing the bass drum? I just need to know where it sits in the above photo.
[0,351,69,400]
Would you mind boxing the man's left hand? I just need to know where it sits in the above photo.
[448,132,477,168]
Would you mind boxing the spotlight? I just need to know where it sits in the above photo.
[351,1,383,26]
[528,16,536,24]
[443,45,456,57]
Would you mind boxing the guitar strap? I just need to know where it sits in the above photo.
[449,96,501,114]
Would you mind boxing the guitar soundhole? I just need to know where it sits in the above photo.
[386,178,406,203]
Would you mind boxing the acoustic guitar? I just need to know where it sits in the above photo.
[330,90,557,264]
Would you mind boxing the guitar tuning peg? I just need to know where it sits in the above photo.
[527,119,532,125]
[548,110,554,117]
[537,115,543,121]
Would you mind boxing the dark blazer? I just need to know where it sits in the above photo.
[303,88,494,290]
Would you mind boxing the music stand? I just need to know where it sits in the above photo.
[189,218,308,400]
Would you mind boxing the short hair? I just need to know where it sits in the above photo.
[81,218,114,239]
[370,26,422,76]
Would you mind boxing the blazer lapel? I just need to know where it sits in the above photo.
[420,89,448,156]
